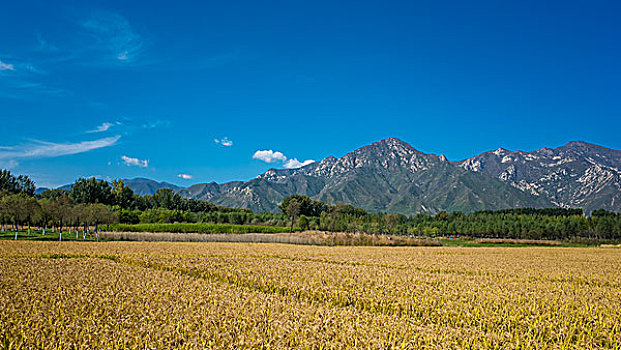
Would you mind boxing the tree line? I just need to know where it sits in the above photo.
[2,169,621,241]
[0,171,293,233]
[278,195,621,240]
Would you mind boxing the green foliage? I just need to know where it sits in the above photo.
[108,223,295,234]
[196,211,289,227]
[298,215,310,230]
[139,208,190,224]
[70,178,112,205]
[111,179,134,209]
[118,209,140,224]
[406,209,621,240]
[0,169,35,195]
[279,195,325,217]
[38,189,69,200]
[3,169,620,241]
[152,189,183,210]
[475,207,584,216]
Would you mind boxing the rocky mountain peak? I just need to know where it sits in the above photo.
[492,147,510,156]
[378,137,413,147]
[566,141,588,147]
[373,137,419,153]
[351,137,427,162]
[318,156,338,165]
[457,140,621,213]
[180,138,620,214]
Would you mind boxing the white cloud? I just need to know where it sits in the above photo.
[87,121,119,133]
[283,158,315,169]
[214,137,233,146]
[121,155,148,168]
[252,149,314,169]
[0,60,15,71]
[252,150,287,163]
[177,174,193,180]
[0,136,120,161]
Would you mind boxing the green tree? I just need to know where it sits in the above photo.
[298,215,310,231]
[0,169,35,195]
[383,213,401,234]
[22,195,40,236]
[70,177,112,205]
[38,198,53,234]
[49,194,73,235]
[70,204,88,239]
[280,195,325,217]
[595,216,614,239]
[0,191,8,232]
[2,194,28,238]
[111,179,135,209]
[118,209,140,224]
[153,189,182,210]
[38,188,69,200]
[134,194,154,211]
[87,204,117,241]
[282,198,301,232]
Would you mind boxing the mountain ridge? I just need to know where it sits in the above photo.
[181,138,556,214]
[39,138,621,214]
[457,140,621,213]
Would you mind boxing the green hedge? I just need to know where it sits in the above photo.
[107,223,295,234]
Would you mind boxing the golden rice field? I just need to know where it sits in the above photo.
[1,241,620,349]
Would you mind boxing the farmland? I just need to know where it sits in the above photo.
[1,241,620,349]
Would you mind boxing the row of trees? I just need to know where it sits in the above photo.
[1,172,277,229]
[2,170,621,240]
[1,171,118,240]
[0,192,116,238]
[39,177,241,213]
[279,195,621,240]
[118,208,291,227]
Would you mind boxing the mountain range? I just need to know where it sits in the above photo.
[43,138,621,214]
[457,141,621,214]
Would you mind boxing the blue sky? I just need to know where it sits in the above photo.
[1,0,619,188]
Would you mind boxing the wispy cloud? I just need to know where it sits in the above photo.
[35,33,60,53]
[0,136,120,165]
[0,159,19,169]
[283,158,315,169]
[0,60,15,71]
[0,57,71,99]
[0,11,149,102]
[81,11,144,63]
[142,120,170,129]
[252,149,314,169]
[214,137,233,147]
[177,174,193,180]
[121,155,148,168]
[5,81,69,96]
[87,121,120,133]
